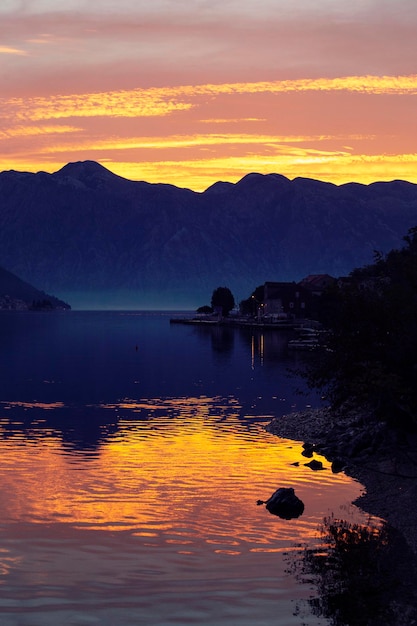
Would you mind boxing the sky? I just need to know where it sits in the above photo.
[0,0,416,191]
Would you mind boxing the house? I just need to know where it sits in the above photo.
[298,274,336,296]
[262,275,336,320]
[263,281,314,319]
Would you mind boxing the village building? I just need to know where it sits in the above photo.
[262,274,335,320]
[298,273,336,296]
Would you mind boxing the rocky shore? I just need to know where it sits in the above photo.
[267,405,417,623]
[267,405,417,552]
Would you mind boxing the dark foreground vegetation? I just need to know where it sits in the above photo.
[290,515,417,626]
[270,227,417,624]
[200,227,417,434]
[261,228,417,625]
[306,226,417,431]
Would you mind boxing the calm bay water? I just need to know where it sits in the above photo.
[0,311,368,625]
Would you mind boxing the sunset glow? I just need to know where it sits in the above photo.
[0,397,360,543]
[1,1,416,190]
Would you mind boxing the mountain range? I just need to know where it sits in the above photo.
[1,160,417,309]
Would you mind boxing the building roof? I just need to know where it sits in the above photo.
[299,274,335,291]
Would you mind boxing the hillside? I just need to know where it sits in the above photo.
[0,161,416,309]
[0,265,70,310]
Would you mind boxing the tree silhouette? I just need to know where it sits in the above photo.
[211,286,235,317]
[305,227,417,429]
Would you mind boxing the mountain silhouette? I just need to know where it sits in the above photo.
[0,160,416,309]
[0,265,70,310]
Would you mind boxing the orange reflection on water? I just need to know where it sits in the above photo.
[2,401,65,410]
[0,548,22,577]
[0,396,366,556]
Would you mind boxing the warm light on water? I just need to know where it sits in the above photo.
[0,312,372,625]
[1,397,360,534]
[0,396,367,625]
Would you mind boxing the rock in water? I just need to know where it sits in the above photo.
[257,487,304,519]
[304,459,324,471]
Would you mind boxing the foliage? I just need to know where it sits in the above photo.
[196,305,213,314]
[305,227,417,429]
[30,299,53,310]
[239,285,265,315]
[210,286,235,317]
[292,515,415,626]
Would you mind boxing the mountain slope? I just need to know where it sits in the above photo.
[0,161,416,308]
[0,265,70,310]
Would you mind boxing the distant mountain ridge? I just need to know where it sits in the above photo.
[1,160,417,308]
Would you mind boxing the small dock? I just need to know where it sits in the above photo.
[169,316,305,330]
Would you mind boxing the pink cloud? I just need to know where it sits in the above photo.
[0,1,416,188]
[1,1,416,97]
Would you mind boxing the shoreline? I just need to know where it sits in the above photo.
[267,406,417,622]
[266,406,417,553]
[170,315,303,330]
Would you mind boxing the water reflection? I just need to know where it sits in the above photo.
[0,402,119,455]
[0,312,363,624]
[190,324,293,369]
[292,513,417,625]
[0,396,364,537]
[0,395,368,624]
[209,326,235,360]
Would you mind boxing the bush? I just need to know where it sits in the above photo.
[304,227,417,429]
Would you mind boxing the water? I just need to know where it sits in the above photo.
[0,311,368,625]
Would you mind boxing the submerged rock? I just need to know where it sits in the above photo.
[257,487,305,519]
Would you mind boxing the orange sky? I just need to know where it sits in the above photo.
[1,0,416,190]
